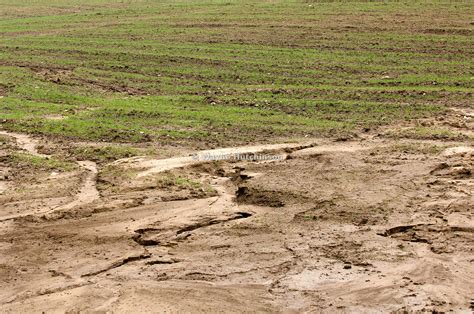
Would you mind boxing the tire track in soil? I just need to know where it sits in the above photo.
[0,131,100,222]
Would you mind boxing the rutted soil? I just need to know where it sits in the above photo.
[0,132,99,222]
[0,127,473,312]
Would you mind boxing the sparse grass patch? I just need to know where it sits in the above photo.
[376,143,448,155]
[386,127,468,141]
[8,152,77,171]
[155,171,217,195]
[156,172,202,190]
[0,134,12,144]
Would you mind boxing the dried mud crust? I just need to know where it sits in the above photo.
[0,129,473,312]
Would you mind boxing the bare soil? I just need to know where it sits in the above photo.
[0,109,473,312]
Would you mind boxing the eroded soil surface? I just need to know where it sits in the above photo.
[0,110,473,312]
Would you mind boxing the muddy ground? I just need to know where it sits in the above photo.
[0,108,473,313]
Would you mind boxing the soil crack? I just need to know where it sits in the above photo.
[81,253,152,277]
[176,212,253,235]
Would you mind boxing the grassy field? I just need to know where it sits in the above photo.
[0,0,472,146]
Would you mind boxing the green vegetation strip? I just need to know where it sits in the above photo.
[0,0,472,145]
